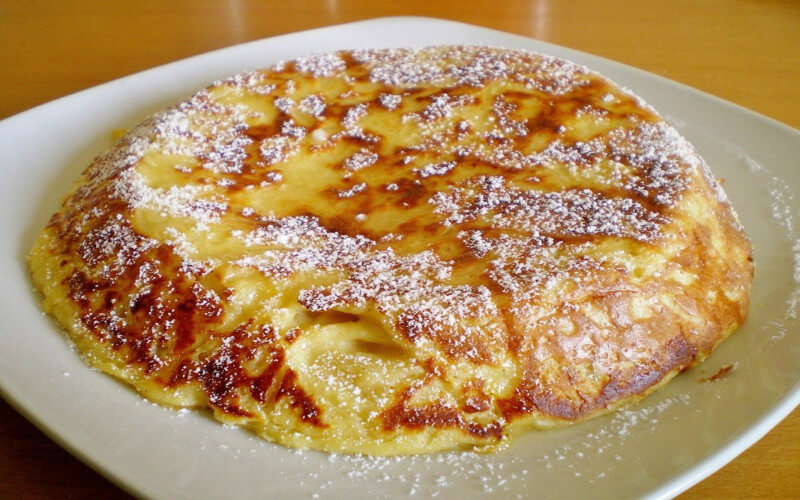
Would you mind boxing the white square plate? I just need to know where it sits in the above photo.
[1,17,798,499]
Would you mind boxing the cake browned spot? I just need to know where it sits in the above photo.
[28,45,753,455]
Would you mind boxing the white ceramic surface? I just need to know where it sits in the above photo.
[0,17,798,500]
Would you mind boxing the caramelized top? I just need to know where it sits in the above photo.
[36,46,752,453]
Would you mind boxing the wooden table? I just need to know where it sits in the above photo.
[1,1,798,497]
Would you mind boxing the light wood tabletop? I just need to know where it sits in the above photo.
[1,1,798,497]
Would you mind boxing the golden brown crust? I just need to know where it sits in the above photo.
[28,46,753,454]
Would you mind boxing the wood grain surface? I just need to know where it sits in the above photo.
[1,1,798,497]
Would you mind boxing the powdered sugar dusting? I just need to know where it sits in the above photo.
[260,135,300,165]
[45,45,754,467]
[728,145,798,320]
[217,71,276,95]
[112,168,227,227]
[157,91,254,175]
[230,214,502,353]
[215,387,698,497]
[790,239,800,319]
[432,175,664,240]
[299,94,327,118]
[353,46,591,94]
[274,97,295,114]
[414,161,456,179]
[295,52,347,77]
[79,213,157,273]
[233,216,373,278]
[378,93,402,111]
[344,149,379,171]
[338,182,367,199]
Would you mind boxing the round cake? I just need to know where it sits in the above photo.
[28,46,753,455]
